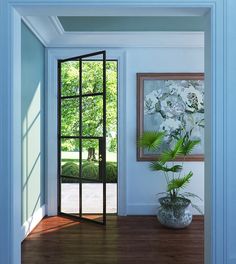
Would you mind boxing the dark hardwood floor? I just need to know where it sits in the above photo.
[22,215,204,264]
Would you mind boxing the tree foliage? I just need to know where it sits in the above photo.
[60,61,117,154]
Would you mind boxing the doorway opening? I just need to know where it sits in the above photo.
[58,51,118,224]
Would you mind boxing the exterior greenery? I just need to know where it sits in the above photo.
[60,60,118,183]
[61,61,117,153]
[61,161,117,183]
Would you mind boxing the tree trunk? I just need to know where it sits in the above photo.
[87,147,96,161]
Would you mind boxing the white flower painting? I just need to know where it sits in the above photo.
[141,74,204,158]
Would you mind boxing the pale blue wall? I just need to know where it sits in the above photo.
[124,47,204,215]
[21,22,45,224]
[58,16,205,31]
[47,46,205,216]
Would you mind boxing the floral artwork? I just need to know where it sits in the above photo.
[137,73,204,161]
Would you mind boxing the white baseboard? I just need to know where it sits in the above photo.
[21,205,46,241]
[127,203,158,215]
[127,203,204,216]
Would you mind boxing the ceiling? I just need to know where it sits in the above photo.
[58,16,205,32]
[56,7,209,19]
[22,6,207,47]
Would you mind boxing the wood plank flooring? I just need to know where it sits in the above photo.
[22,215,204,264]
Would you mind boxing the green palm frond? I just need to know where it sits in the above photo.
[181,192,203,201]
[168,165,183,172]
[150,162,182,173]
[149,162,166,171]
[160,138,184,163]
[138,130,201,203]
[181,139,200,156]
[138,131,165,151]
[167,172,193,192]
[173,138,184,156]
[192,204,203,215]
[160,150,173,164]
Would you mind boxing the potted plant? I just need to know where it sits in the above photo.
[139,131,202,229]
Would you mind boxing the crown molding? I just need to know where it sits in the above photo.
[23,15,204,48]
[21,16,47,46]
[50,16,65,35]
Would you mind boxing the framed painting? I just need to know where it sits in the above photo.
[137,73,204,161]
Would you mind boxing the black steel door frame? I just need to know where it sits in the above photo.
[57,50,107,225]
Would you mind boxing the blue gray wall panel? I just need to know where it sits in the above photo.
[21,22,45,224]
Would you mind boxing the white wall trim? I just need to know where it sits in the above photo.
[50,16,64,35]
[5,2,227,264]
[21,16,47,46]
[46,48,127,216]
[45,48,58,216]
[127,203,204,216]
[59,31,204,48]
[128,203,158,215]
[21,205,46,241]
[11,7,22,264]
[117,50,127,216]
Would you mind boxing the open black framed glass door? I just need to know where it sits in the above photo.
[58,51,106,224]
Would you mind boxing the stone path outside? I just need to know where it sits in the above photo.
[61,183,117,214]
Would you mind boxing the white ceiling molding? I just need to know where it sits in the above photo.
[50,16,65,35]
[22,16,48,46]
[23,15,204,48]
[23,16,62,46]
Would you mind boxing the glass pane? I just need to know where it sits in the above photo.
[60,139,80,214]
[81,139,100,181]
[82,95,103,137]
[61,177,80,214]
[60,139,80,177]
[81,138,104,222]
[82,180,103,222]
[82,59,103,94]
[61,98,79,136]
[61,61,80,96]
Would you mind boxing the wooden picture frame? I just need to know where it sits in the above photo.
[137,73,204,161]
